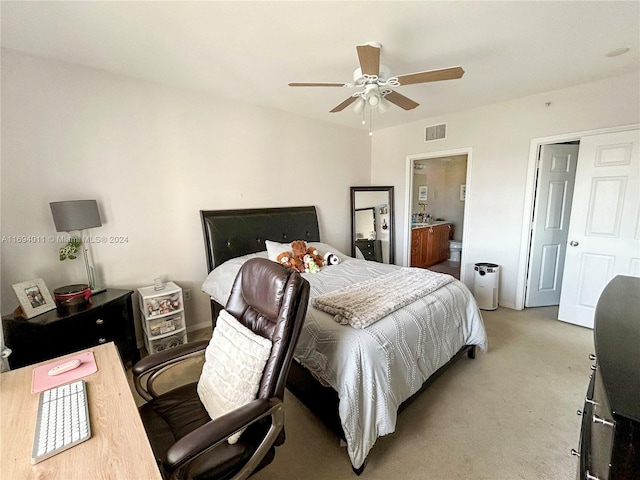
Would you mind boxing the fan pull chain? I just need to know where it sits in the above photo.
[368,108,373,136]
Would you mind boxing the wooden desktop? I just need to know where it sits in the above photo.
[0,342,162,480]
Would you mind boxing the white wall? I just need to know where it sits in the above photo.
[0,49,371,332]
[3,50,638,323]
[372,72,640,308]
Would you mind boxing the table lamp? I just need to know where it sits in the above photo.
[50,200,105,294]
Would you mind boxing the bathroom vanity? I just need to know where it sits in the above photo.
[410,222,452,268]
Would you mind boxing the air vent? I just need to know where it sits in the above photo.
[424,123,447,142]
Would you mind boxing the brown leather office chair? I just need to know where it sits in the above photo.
[133,258,310,480]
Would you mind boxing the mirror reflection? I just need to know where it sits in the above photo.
[351,186,395,264]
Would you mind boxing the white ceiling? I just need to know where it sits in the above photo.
[2,1,639,131]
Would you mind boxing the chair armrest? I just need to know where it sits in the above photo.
[164,397,283,474]
[133,340,209,400]
[132,340,209,376]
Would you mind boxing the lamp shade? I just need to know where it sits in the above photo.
[50,200,102,232]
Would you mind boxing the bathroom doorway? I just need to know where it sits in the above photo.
[405,150,470,280]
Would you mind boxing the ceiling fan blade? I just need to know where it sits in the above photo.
[385,90,419,110]
[396,66,465,86]
[356,44,381,76]
[289,82,347,87]
[330,96,358,113]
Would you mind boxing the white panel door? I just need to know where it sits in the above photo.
[526,144,579,306]
[558,129,640,328]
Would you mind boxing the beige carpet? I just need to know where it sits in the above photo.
[131,306,594,479]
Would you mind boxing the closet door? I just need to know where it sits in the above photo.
[558,129,640,328]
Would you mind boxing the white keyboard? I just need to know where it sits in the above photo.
[31,380,91,464]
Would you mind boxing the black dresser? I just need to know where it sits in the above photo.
[355,239,383,262]
[2,289,139,369]
[574,275,640,480]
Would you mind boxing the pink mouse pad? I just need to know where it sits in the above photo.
[31,351,98,394]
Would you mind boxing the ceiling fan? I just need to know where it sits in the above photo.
[289,42,465,114]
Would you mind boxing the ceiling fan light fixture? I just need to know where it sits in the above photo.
[289,42,463,125]
[377,97,391,113]
[363,84,382,108]
[368,92,381,107]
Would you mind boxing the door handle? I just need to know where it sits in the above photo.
[569,240,579,247]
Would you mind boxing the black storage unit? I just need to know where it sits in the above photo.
[575,275,640,480]
[2,289,139,369]
[355,239,383,262]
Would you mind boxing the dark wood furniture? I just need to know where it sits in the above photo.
[350,186,395,264]
[2,289,139,369]
[200,206,476,474]
[410,223,452,268]
[574,275,640,480]
[355,239,382,262]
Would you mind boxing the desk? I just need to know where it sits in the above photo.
[1,342,162,480]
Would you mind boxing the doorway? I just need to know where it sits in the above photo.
[405,149,472,280]
[525,141,579,307]
[518,125,640,328]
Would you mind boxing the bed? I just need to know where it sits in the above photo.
[200,206,488,473]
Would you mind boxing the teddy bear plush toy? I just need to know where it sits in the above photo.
[276,250,304,272]
[288,240,324,272]
[290,240,310,272]
[278,240,326,273]
[305,246,324,268]
[276,251,293,268]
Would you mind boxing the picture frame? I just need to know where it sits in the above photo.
[12,278,56,318]
[418,186,428,201]
[460,184,467,201]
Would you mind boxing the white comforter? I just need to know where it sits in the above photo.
[202,255,488,469]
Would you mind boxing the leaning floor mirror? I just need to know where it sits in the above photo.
[350,186,395,264]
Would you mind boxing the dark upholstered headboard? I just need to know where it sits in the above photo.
[200,206,321,272]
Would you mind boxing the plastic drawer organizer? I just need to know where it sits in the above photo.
[137,281,187,354]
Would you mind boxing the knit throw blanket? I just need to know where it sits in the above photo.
[311,267,454,329]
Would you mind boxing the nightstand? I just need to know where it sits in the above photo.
[2,289,139,369]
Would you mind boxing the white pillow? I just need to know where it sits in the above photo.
[197,309,273,444]
[265,240,292,261]
[201,252,269,304]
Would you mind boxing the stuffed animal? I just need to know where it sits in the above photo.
[290,256,305,272]
[291,240,307,260]
[277,250,304,272]
[280,240,327,273]
[290,240,310,272]
[324,252,341,266]
[306,246,324,267]
[276,251,293,269]
[304,255,321,274]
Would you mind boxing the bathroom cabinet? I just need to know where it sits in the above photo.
[410,223,452,268]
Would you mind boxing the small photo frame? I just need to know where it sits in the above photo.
[418,186,428,201]
[12,278,56,318]
[460,184,467,201]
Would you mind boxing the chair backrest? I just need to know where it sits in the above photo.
[225,257,309,400]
